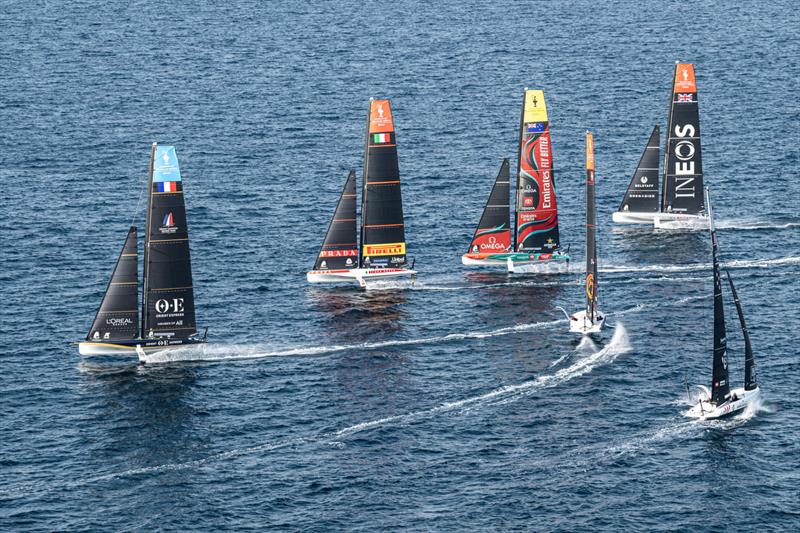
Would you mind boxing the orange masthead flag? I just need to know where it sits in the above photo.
[673,63,697,93]
[369,99,394,133]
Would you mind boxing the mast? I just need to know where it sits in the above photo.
[141,143,156,337]
[466,159,511,254]
[662,62,704,214]
[514,89,560,253]
[360,98,406,269]
[708,189,730,404]
[585,132,598,321]
[726,270,757,391]
[618,125,660,213]
[87,226,139,341]
[142,145,197,340]
[313,170,358,270]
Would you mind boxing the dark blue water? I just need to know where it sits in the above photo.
[2,1,799,530]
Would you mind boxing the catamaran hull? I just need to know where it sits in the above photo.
[612,211,658,224]
[78,338,207,359]
[685,386,760,419]
[506,253,570,274]
[568,309,605,335]
[306,268,417,287]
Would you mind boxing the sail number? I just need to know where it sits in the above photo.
[155,298,185,314]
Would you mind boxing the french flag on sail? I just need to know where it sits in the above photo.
[156,181,178,193]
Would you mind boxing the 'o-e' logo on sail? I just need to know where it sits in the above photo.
[155,298,184,314]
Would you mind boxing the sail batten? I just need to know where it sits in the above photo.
[360,99,406,269]
[514,90,560,252]
[86,226,139,341]
[662,63,704,214]
[467,159,511,255]
[313,170,358,271]
[618,125,660,213]
[142,145,197,339]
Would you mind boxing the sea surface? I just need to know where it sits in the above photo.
[1,1,798,531]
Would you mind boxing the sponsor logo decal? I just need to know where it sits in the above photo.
[320,260,327,269]
[319,249,358,258]
[369,100,394,133]
[159,212,177,234]
[586,274,595,300]
[363,242,405,256]
[106,317,134,327]
[523,197,534,207]
[155,298,184,315]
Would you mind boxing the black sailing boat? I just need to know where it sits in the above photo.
[686,188,759,419]
[307,98,416,287]
[613,63,708,227]
[462,89,570,272]
[78,143,207,357]
[567,131,605,334]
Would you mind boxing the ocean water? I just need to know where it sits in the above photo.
[1,1,799,530]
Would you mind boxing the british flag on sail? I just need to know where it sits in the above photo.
[677,93,693,102]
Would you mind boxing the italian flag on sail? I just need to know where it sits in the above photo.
[373,133,390,143]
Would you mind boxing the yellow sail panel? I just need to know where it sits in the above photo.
[523,90,548,123]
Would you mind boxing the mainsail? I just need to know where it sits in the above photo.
[618,125,660,214]
[662,63,704,214]
[514,90,560,252]
[584,132,598,321]
[710,225,730,404]
[467,159,511,254]
[86,226,139,341]
[313,170,358,270]
[142,144,197,339]
[726,270,757,391]
[360,99,406,268]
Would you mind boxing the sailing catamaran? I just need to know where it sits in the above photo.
[78,144,207,358]
[307,98,416,288]
[567,132,605,334]
[686,189,760,419]
[613,63,708,228]
[462,89,570,273]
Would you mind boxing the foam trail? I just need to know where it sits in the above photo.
[716,219,800,231]
[600,256,800,275]
[9,326,631,500]
[141,319,564,364]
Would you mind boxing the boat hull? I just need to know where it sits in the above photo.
[568,309,605,335]
[685,386,760,419]
[77,338,207,359]
[612,211,658,224]
[506,252,570,274]
[306,267,417,287]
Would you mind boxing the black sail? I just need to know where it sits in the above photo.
[710,227,730,404]
[360,99,406,268]
[313,170,358,270]
[585,132,598,321]
[662,63,704,214]
[618,125,660,213]
[86,226,139,341]
[726,270,757,391]
[142,144,197,339]
[466,159,511,254]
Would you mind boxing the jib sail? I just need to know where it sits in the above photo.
[710,223,730,405]
[584,132,598,321]
[514,90,560,252]
[662,63,704,214]
[726,270,757,391]
[313,170,358,270]
[618,125,660,214]
[142,144,197,339]
[467,159,511,254]
[86,226,139,341]
[360,99,406,269]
